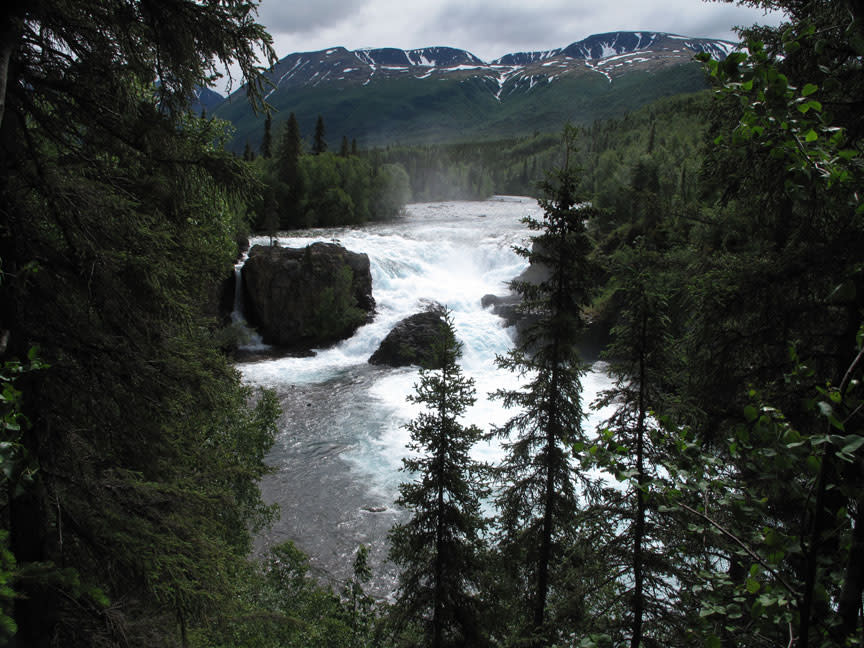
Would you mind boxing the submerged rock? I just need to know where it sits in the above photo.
[241,242,375,348]
[368,304,452,368]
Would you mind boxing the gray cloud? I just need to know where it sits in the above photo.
[678,5,788,39]
[257,0,368,35]
[425,3,592,58]
[257,0,786,63]
[422,0,785,60]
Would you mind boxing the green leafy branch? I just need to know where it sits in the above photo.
[1,347,48,495]
[698,31,862,212]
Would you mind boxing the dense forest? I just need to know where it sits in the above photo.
[358,92,708,204]
[242,112,411,230]
[2,0,864,647]
[246,92,707,209]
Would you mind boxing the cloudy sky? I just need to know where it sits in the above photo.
[255,0,786,62]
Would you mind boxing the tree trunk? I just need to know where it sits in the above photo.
[837,498,864,640]
[0,39,13,132]
[533,424,556,639]
[630,303,648,648]
[433,367,448,648]
[10,491,56,647]
[799,449,831,648]
[178,608,189,648]
[533,233,569,644]
[9,407,57,647]
[0,4,25,133]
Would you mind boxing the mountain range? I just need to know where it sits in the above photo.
[212,31,736,151]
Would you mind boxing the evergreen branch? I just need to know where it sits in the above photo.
[676,502,799,599]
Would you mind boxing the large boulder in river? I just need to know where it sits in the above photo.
[241,242,375,348]
[369,306,453,368]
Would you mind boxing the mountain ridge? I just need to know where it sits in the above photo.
[212,31,734,149]
[247,31,735,98]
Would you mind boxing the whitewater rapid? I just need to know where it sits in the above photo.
[237,197,613,593]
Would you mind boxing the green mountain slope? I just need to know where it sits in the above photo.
[215,32,720,151]
[218,62,708,152]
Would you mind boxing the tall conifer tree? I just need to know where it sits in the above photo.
[312,114,327,155]
[388,310,488,648]
[277,112,303,184]
[0,1,278,644]
[261,112,273,158]
[491,131,598,645]
[591,241,690,647]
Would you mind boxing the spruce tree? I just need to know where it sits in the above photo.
[261,112,273,158]
[242,139,255,162]
[273,113,304,228]
[491,133,597,645]
[277,112,303,184]
[591,241,688,647]
[340,545,376,648]
[312,114,327,155]
[388,310,488,648]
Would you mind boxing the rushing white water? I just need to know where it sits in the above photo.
[237,197,614,593]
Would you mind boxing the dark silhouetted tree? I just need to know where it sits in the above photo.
[243,139,255,161]
[492,132,598,645]
[312,114,327,155]
[0,0,278,645]
[261,112,273,158]
[389,310,488,648]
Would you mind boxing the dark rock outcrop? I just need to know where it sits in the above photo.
[481,293,522,327]
[481,240,549,333]
[241,242,374,348]
[369,305,451,368]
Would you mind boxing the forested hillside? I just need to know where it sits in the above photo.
[213,31,719,151]
[2,0,864,647]
[359,91,708,202]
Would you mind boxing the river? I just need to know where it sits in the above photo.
[235,196,613,596]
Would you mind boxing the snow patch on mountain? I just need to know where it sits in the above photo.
[584,60,612,84]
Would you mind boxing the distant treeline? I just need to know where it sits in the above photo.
[358,92,709,206]
[244,113,411,231]
[239,92,709,231]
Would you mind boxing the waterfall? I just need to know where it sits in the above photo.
[237,197,614,594]
[231,252,266,349]
[231,259,245,323]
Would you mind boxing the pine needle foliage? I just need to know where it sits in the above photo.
[389,310,489,648]
[490,131,599,645]
[0,1,279,644]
